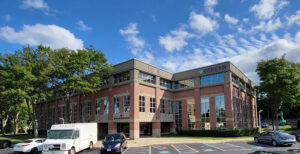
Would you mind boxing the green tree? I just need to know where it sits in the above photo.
[49,46,113,123]
[256,56,300,130]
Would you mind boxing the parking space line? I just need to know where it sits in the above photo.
[184,144,198,153]
[203,143,225,151]
[171,144,182,153]
[226,143,251,150]
[149,145,151,154]
[171,144,198,153]
[123,147,130,154]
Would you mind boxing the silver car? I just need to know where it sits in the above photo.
[254,131,296,147]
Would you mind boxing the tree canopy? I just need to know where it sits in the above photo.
[256,56,300,129]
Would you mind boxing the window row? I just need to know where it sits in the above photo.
[139,97,173,114]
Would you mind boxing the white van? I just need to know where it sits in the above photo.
[42,123,97,154]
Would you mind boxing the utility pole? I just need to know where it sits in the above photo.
[259,110,263,133]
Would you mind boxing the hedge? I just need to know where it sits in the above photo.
[177,128,258,137]
[297,118,300,129]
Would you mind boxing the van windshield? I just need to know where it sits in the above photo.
[47,130,73,139]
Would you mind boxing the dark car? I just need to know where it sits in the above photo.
[101,133,127,154]
[254,131,296,146]
[0,140,11,149]
[291,129,300,140]
[261,122,269,128]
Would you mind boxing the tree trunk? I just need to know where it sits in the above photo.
[66,93,70,123]
[13,112,19,135]
[1,114,9,136]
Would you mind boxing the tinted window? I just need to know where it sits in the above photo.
[104,135,122,142]
[23,140,33,143]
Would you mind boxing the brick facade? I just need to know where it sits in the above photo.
[36,59,257,139]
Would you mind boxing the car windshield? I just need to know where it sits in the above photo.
[104,135,122,143]
[23,140,33,143]
[47,130,73,139]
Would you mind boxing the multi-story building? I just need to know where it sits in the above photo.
[37,59,258,139]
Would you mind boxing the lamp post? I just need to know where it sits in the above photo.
[259,110,263,133]
[59,117,64,124]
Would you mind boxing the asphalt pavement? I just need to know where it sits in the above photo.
[1,141,300,154]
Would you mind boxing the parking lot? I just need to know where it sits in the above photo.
[1,141,299,154]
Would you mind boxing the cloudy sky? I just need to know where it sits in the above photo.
[0,0,300,84]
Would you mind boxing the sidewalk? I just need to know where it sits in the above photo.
[94,137,253,148]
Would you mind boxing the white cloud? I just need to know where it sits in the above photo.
[138,51,154,63]
[5,15,11,22]
[120,23,145,51]
[204,0,219,17]
[287,10,300,26]
[77,21,92,31]
[250,0,288,20]
[189,12,218,34]
[0,24,83,50]
[21,0,48,9]
[253,18,282,32]
[159,28,192,52]
[242,18,249,22]
[224,14,239,24]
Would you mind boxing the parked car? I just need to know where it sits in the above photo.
[13,138,45,153]
[261,122,269,128]
[291,129,300,140]
[101,133,127,154]
[0,140,11,149]
[254,131,296,146]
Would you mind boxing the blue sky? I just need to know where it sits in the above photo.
[0,0,300,84]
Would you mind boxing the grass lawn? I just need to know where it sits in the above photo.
[0,134,46,145]
[162,135,253,140]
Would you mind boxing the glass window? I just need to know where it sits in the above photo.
[160,78,172,89]
[150,97,156,113]
[87,102,91,121]
[114,97,119,114]
[200,73,224,85]
[215,96,226,129]
[168,100,173,114]
[104,98,109,114]
[95,99,100,116]
[124,96,130,113]
[73,104,77,122]
[80,103,84,122]
[201,97,210,130]
[175,101,182,130]
[174,78,195,89]
[139,96,145,112]
[139,72,156,84]
[188,104,192,115]
[114,71,130,84]
[160,99,165,113]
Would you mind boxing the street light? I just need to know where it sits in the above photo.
[59,117,64,124]
[259,110,263,133]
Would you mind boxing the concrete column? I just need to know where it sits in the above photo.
[209,96,216,130]
[225,83,234,129]
[130,122,140,139]
[152,122,161,137]
[108,122,117,134]
[194,88,201,130]
[170,122,176,134]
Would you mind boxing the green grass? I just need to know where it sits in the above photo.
[162,135,253,140]
[0,134,46,145]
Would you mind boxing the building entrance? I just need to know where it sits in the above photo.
[117,123,129,136]
[140,122,152,136]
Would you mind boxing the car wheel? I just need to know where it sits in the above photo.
[69,147,76,154]
[254,138,259,143]
[272,140,277,147]
[31,148,38,154]
[288,144,293,147]
[89,142,93,150]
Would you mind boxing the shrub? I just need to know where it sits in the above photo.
[297,118,300,129]
[177,128,258,137]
